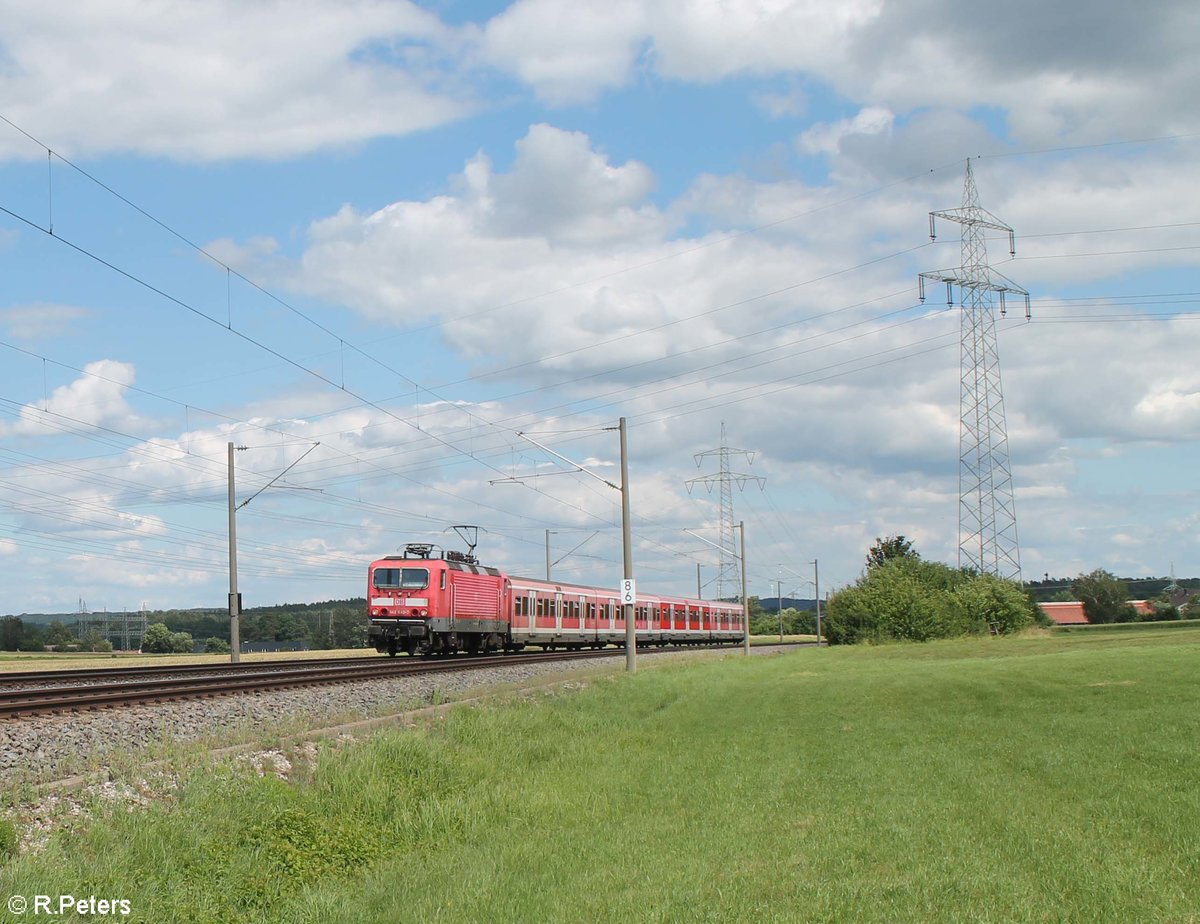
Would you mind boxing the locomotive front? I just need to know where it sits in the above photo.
[366,544,445,656]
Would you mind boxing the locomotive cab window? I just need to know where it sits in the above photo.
[372,568,430,590]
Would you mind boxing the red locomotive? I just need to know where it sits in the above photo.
[367,543,745,656]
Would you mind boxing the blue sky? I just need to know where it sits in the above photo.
[0,0,1198,615]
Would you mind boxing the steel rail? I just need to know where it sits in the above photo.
[0,655,386,686]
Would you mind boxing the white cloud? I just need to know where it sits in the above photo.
[0,0,471,161]
[476,0,1198,153]
[0,360,148,437]
[479,0,650,105]
[798,106,894,156]
[482,124,660,243]
[0,302,92,339]
[1,0,1194,166]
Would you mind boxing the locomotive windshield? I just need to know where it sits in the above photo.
[373,567,429,590]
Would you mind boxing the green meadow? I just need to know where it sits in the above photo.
[3,627,1199,923]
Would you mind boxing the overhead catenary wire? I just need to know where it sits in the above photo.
[2,112,1197,602]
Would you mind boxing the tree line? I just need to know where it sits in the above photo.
[0,600,369,652]
[822,537,1196,644]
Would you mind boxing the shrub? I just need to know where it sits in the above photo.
[1072,569,1135,624]
[205,636,232,654]
[825,557,1032,644]
[140,622,173,653]
[1144,600,1181,622]
[169,632,195,654]
[953,573,1037,635]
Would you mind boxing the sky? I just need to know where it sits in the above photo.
[0,0,1197,616]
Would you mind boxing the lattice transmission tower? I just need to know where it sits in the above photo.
[919,160,1030,580]
[685,423,763,600]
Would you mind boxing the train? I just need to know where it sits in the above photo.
[367,543,746,656]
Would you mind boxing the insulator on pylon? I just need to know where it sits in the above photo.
[945,281,953,306]
[999,292,1007,317]
[929,214,937,241]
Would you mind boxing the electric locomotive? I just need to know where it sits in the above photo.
[367,542,746,656]
[366,543,510,656]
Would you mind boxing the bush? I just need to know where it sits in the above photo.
[953,573,1037,635]
[79,628,114,652]
[205,636,231,654]
[750,608,816,637]
[1144,600,1181,622]
[825,558,1032,644]
[1072,569,1136,624]
[169,632,195,654]
[140,622,173,653]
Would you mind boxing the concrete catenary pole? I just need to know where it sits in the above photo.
[620,417,636,673]
[227,441,241,663]
[812,559,821,646]
[777,574,784,643]
[740,521,749,656]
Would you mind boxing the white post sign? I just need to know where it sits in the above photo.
[621,579,636,605]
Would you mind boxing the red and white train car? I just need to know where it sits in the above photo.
[367,543,745,656]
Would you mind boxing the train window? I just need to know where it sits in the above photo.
[373,568,429,590]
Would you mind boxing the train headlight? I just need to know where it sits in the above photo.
[421,608,428,616]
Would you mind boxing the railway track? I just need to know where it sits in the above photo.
[0,655,383,688]
[0,646,728,718]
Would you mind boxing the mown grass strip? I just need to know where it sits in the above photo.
[3,631,1200,923]
[1050,618,1200,635]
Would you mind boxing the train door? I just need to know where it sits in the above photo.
[532,590,545,636]
[554,591,563,635]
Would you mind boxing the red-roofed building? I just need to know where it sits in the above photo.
[1039,600,1156,625]
[1040,602,1088,625]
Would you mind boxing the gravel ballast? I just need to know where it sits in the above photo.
[0,648,772,785]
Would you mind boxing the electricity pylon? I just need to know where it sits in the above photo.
[919,160,1029,581]
[685,423,763,600]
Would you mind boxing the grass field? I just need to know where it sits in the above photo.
[3,627,1199,922]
